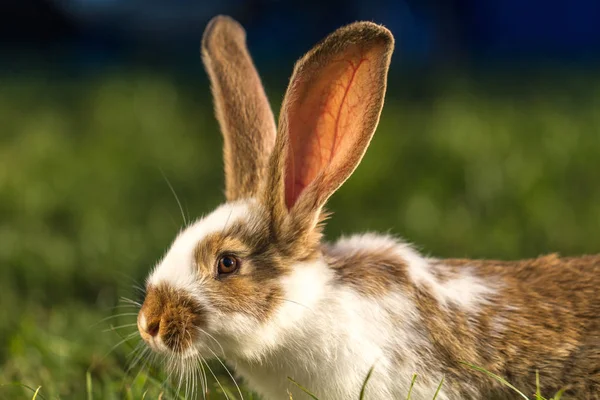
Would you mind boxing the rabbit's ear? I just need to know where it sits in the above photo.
[202,16,277,201]
[265,22,394,236]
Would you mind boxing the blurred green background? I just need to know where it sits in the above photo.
[1,69,599,398]
[2,1,600,398]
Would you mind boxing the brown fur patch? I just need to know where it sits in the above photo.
[323,240,410,297]
[202,16,277,201]
[420,255,600,398]
[322,245,599,398]
[191,209,294,322]
[194,233,252,275]
[138,282,205,353]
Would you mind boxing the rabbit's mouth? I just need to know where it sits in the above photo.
[137,282,206,355]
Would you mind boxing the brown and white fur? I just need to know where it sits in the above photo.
[137,15,600,400]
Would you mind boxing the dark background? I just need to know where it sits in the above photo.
[1,1,599,398]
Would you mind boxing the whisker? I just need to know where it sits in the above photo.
[184,359,189,400]
[127,349,146,380]
[198,354,208,399]
[187,359,194,400]
[176,358,185,398]
[197,359,204,400]
[101,331,140,364]
[162,352,175,380]
[207,347,244,400]
[162,365,174,399]
[131,285,146,297]
[273,297,312,311]
[120,297,142,307]
[191,359,198,400]
[221,207,235,237]
[120,342,144,392]
[91,313,139,328]
[106,304,141,312]
[127,343,148,372]
[160,168,188,227]
[128,348,153,393]
[196,328,225,357]
[184,201,191,227]
[116,272,146,292]
[184,331,196,400]
[103,323,138,333]
[203,358,230,400]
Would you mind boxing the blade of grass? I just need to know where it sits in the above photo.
[0,383,47,400]
[460,362,529,400]
[220,386,238,399]
[31,386,42,400]
[86,370,93,400]
[406,374,417,400]
[359,366,375,400]
[535,370,546,400]
[287,377,320,400]
[432,377,444,400]
[552,387,567,400]
[124,384,133,400]
[142,371,185,400]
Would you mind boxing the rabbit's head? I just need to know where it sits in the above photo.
[137,16,394,364]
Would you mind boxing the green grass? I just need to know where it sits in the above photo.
[288,365,561,400]
[1,69,599,399]
[461,363,566,400]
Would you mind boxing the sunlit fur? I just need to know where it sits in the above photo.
[133,15,600,400]
[148,200,252,291]
[143,203,494,399]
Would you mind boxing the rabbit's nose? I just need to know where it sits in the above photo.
[138,311,161,339]
[146,318,160,337]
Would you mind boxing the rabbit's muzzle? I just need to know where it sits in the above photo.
[138,282,205,354]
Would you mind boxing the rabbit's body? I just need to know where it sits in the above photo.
[228,233,488,400]
[136,15,600,400]
[433,255,600,398]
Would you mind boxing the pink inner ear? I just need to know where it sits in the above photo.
[285,51,375,210]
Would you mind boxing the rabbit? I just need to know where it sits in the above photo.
[136,15,600,400]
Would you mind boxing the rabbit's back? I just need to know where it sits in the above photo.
[324,234,600,398]
[440,255,600,398]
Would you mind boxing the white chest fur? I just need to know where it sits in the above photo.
[231,287,452,399]
[223,247,455,398]
[215,234,492,400]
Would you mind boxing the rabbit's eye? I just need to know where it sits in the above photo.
[217,255,239,275]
